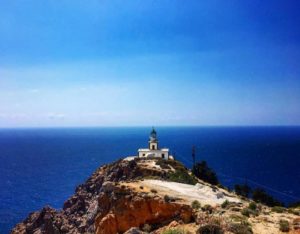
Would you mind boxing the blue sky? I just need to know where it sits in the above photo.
[0,0,299,127]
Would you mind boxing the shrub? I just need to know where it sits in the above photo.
[165,159,198,185]
[271,206,285,213]
[279,219,289,232]
[287,208,300,216]
[252,188,283,207]
[150,189,157,193]
[166,160,187,171]
[241,208,250,217]
[192,161,219,185]
[167,170,197,185]
[241,208,258,217]
[248,202,257,211]
[202,204,213,214]
[230,214,247,223]
[228,222,253,234]
[221,200,229,209]
[155,159,171,169]
[162,228,186,234]
[197,224,224,234]
[192,200,201,210]
[234,184,251,198]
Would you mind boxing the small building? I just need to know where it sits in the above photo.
[138,128,173,160]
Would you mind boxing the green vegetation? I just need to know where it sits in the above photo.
[228,222,253,234]
[234,184,284,208]
[234,184,283,207]
[221,200,229,209]
[155,159,171,169]
[167,160,187,170]
[248,202,257,211]
[217,184,230,191]
[192,161,219,185]
[241,202,259,217]
[202,204,213,214]
[241,208,250,217]
[158,159,187,171]
[287,208,300,216]
[241,208,258,217]
[191,200,201,210]
[234,184,251,198]
[228,214,253,234]
[167,170,197,185]
[279,219,290,232]
[157,159,197,185]
[230,214,247,223]
[252,188,283,207]
[196,224,224,234]
[271,206,285,213]
[162,228,186,234]
[167,169,197,185]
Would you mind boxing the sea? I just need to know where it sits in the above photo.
[0,127,300,233]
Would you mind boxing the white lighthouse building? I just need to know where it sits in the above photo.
[138,128,173,160]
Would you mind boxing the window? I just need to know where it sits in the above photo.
[162,153,165,159]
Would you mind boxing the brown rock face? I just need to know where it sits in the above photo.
[12,206,71,234]
[95,186,192,234]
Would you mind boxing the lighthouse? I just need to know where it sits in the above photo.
[138,128,173,160]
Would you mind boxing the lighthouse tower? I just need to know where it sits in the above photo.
[149,127,158,150]
[137,128,173,160]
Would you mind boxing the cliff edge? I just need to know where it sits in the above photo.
[11,158,300,234]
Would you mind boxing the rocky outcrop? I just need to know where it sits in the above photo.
[11,158,190,234]
[12,206,66,234]
[95,184,192,234]
[10,158,300,234]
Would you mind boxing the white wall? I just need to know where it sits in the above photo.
[138,149,169,160]
[149,142,158,150]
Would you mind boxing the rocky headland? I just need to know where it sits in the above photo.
[11,158,300,234]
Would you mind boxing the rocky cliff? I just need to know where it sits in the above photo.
[11,159,193,234]
[11,158,300,234]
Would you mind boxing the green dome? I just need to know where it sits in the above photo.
[150,127,157,141]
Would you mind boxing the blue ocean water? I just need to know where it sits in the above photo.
[0,127,300,233]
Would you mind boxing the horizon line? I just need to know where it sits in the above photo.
[0,125,300,129]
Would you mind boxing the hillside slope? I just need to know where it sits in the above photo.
[11,158,300,234]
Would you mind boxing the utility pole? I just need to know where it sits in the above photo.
[192,145,196,167]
